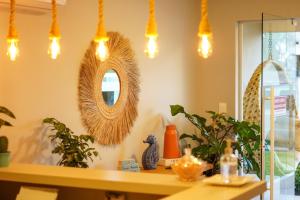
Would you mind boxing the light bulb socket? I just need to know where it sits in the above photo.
[198,17,212,36]
[49,22,61,38]
[146,17,158,37]
[95,21,109,42]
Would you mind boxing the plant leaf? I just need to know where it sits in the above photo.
[0,106,15,119]
[170,105,185,116]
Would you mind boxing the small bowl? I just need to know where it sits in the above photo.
[171,148,206,182]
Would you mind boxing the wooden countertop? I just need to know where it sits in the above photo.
[162,180,266,200]
[0,163,193,195]
[0,163,266,199]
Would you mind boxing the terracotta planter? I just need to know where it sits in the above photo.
[0,152,10,167]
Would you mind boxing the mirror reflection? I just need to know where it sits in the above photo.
[101,69,120,106]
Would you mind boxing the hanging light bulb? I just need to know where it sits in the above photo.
[94,0,109,62]
[145,0,158,59]
[7,0,19,61]
[198,0,213,59]
[48,0,61,60]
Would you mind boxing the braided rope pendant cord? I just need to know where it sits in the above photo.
[146,0,158,37]
[95,0,108,40]
[49,0,60,37]
[199,0,211,35]
[201,0,208,21]
[8,0,17,39]
[149,0,155,20]
[99,0,104,26]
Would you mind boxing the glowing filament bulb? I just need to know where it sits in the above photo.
[145,36,158,59]
[48,37,61,60]
[198,34,212,59]
[7,39,19,61]
[95,40,109,62]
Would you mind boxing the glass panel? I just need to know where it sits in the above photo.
[262,14,297,200]
[101,69,120,106]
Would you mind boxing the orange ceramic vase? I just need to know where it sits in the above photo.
[163,124,181,159]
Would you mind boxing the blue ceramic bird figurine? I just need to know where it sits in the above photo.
[142,135,159,170]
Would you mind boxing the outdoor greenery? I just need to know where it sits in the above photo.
[170,104,261,176]
[295,162,300,195]
[0,106,15,153]
[43,118,99,168]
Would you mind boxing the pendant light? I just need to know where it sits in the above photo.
[145,0,158,59]
[198,0,213,59]
[7,0,19,61]
[48,0,61,60]
[94,0,109,62]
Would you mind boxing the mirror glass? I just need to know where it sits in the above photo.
[101,69,120,106]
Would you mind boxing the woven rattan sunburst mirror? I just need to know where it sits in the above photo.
[78,32,140,145]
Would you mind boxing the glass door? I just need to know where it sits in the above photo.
[262,13,298,200]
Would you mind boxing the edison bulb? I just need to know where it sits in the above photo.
[145,36,158,59]
[7,39,19,61]
[198,34,213,59]
[95,40,109,62]
[48,37,61,60]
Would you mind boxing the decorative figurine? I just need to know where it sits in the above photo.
[142,135,159,170]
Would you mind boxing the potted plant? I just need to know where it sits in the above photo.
[170,105,261,176]
[43,118,99,168]
[0,106,16,167]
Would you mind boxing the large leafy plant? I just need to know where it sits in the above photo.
[43,118,99,168]
[170,105,261,176]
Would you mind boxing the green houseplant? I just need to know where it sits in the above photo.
[43,118,99,168]
[0,106,16,167]
[170,105,261,176]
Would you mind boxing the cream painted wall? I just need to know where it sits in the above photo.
[0,0,200,169]
[198,0,300,117]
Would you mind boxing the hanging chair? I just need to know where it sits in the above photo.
[243,59,290,125]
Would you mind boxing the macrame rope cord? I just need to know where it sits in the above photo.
[146,0,158,37]
[201,0,208,21]
[149,0,155,19]
[199,0,211,35]
[50,0,60,38]
[8,0,17,39]
[99,0,104,25]
[95,0,108,40]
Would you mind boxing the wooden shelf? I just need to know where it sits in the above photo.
[0,163,266,199]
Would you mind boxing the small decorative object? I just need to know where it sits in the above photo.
[172,148,206,182]
[142,135,159,170]
[78,32,140,145]
[170,104,260,176]
[120,159,140,172]
[197,0,213,59]
[163,124,181,168]
[0,106,15,167]
[43,118,99,168]
[220,139,238,183]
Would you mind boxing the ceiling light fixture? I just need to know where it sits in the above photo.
[7,0,19,61]
[94,0,109,62]
[198,0,213,59]
[145,0,158,59]
[48,0,61,60]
